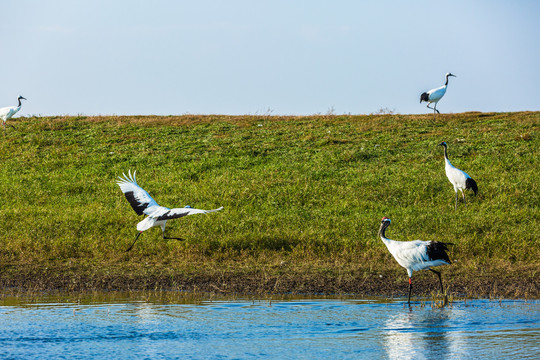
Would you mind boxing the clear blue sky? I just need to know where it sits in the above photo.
[1,0,539,116]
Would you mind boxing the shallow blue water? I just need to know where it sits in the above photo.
[1,296,539,359]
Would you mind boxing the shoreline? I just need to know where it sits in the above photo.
[1,263,538,299]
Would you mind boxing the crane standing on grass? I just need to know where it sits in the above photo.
[378,217,452,306]
[117,170,224,251]
[0,95,27,131]
[420,73,456,117]
[438,141,478,210]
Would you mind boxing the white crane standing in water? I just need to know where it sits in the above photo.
[0,95,27,131]
[438,141,478,210]
[117,170,224,251]
[378,217,452,306]
[420,73,456,117]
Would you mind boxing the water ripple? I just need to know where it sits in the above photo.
[0,297,538,359]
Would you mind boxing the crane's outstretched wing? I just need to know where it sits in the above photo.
[146,205,224,221]
[135,206,223,232]
[117,170,159,216]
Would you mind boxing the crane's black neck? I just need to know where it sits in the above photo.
[379,223,388,239]
[17,98,22,107]
[445,74,452,86]
[442,144,449,159]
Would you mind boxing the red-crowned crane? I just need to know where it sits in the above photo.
[0,96,27,131]
[420,73,456,117]
[438,141,478,210]
[117,170,224,251]
[378,217,452,306]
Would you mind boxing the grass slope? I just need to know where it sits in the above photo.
[0,112,538,298]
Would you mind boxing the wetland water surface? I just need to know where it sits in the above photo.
[0,295,539,359]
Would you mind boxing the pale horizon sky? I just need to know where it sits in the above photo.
[1,0,539,116]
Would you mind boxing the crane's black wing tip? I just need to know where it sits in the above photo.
[124,191,149,216]
[427,241,452,264]
[466,178,478,196]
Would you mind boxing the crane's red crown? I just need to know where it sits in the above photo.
[381,217,390,222]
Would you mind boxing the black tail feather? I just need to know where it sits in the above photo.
[426,241,452,264]
[420,92,429,103]
[466,178,478,195]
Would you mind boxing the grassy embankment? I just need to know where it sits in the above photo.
[0,112,538,298]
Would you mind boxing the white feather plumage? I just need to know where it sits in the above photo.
[438,142,478,209]
[117,170,223,250]
[0,95,26,130]
[420,73,455,115]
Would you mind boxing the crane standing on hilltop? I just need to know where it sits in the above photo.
[378,217,452,306]
[0,95,27,131]
[420,73,456,117]
[117,170,224,251]
[438,141,478,210]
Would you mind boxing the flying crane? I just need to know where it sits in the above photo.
[117,170,223,251]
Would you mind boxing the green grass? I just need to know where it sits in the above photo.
[0,112,538,297]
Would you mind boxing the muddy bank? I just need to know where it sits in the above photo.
[1,264,538,299]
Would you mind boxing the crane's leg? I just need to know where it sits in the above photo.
[426,104,435,120]
[429,268,448,305]
[461,190,466,207]
[160,222,185,241]
[163,234,185,241]
[429,269,444,292]
[2,122,15,131]
[427,103,440,116]
[407,277,412,306]
[455,191,458,210]
[126,231,143,252]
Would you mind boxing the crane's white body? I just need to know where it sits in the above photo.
[380,229,449,278]
[0,96,26,129]
[424,85,447,105]
[117,170,223,236]
[439,141,478,209]
[378,217,451,305]
[0,105,22,123]
[444,156,472,195]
